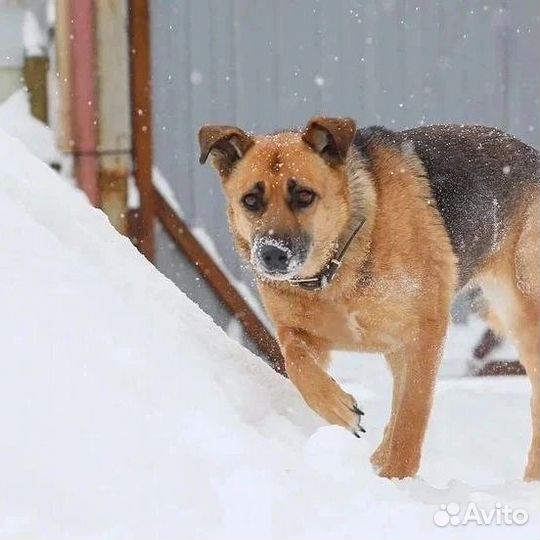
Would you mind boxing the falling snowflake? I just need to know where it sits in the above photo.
[190,70,203,85]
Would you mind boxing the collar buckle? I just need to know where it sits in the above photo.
[288,217,366,292]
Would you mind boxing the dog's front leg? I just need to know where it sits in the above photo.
[378,321,447,479]
[277,326,365,436]
[371,353,404,469]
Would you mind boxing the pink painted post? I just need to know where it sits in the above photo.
[69,0,100,206]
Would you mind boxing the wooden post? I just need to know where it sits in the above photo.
[55,0,73,152]
[23,56,49,124]
[95,0,131,235]
[128,0,155,261]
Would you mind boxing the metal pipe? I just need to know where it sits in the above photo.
[69,0,100,206]
[128,0,155,261]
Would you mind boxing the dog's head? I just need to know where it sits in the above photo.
[199,116,358,281]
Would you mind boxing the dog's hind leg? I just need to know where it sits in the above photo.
[483,280,539,481]
[516,301,540,481]
[277,326,365,437]
[480,196,539,481]
[515,198,540,481]
[513,198,539,481]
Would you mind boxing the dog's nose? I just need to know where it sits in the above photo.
[259,243,291,272]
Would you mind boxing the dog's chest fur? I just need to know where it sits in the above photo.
[262,270,422,353]
[259,134,461,356]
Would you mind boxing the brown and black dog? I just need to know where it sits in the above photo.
[199,117,539,481]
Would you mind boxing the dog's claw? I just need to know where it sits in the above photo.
[352,404,364,416]
[350,402,366,437]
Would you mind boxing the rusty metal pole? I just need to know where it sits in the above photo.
[69,0,100,206]
[128,0,155,261]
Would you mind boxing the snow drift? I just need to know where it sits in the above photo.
[0,129,538,539]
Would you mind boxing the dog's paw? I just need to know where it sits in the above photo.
[370,442,388,469]
[377,451,420,480]
[524,459,540,482]
[306,379,365,437]
[330,395,365,438]
[378,463,414,480]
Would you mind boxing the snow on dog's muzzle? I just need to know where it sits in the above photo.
[251,234,310,279]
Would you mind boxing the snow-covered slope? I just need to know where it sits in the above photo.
[0,90,60,164]
[0,129,538,539]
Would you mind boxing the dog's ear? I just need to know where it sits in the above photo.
[302,116,356,165]
[198,125,254,176]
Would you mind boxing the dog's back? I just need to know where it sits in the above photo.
[354,124,539,284]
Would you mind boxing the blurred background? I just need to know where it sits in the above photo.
[0,0,538,373]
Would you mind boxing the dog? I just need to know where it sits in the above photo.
[199,117,539,480]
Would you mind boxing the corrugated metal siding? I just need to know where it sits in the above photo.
[150,0,539,327]
[0,5,24,68]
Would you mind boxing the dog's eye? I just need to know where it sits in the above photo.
[242,192,262,212]
[292,189,316,209]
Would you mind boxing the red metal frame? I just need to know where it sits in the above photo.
[69,0,100,206]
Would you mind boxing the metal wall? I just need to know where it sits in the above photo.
[150,0,539,329]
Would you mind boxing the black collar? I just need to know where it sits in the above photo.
[287,217,366,291]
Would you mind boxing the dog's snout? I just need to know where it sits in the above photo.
[252,234,310,278]
[259,243,291,272]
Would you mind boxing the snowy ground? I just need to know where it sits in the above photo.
[0,128,538,539]
[0,90,60,165]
